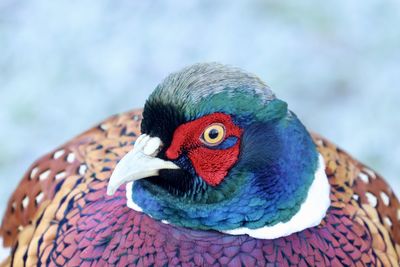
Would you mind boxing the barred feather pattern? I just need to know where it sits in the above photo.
[1,109,399,266]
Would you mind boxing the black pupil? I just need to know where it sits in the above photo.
[208,128,219,139]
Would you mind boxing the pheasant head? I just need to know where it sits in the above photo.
[107,63,330,239]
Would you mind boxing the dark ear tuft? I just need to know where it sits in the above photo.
[141,100,186,150]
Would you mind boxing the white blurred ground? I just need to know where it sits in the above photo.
[0,0,399,257]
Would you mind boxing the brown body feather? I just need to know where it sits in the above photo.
[1,109,399,266]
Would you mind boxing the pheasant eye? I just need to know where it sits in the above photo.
[201,124,226,146]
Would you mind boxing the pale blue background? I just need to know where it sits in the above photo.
[0,0,399,257]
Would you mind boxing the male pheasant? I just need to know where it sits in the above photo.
[1,63,399,266]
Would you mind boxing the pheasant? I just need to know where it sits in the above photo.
[1,63,399,266]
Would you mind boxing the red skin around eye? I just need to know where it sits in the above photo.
[165,113,242,186]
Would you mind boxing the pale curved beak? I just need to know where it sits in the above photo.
[107,134,180,196]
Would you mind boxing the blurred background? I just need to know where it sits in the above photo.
[0,0,399,255]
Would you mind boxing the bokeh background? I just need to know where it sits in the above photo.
[0,0,399,256]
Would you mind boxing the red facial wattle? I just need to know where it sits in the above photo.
[165,113,243,186]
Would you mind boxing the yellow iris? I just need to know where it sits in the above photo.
[202,124,226,146]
